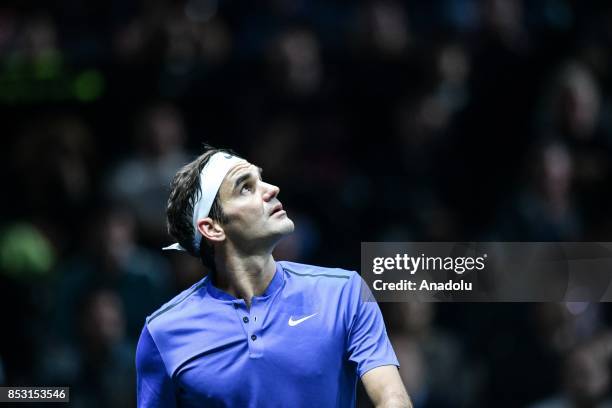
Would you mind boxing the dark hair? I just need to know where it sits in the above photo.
[166,144,235,271]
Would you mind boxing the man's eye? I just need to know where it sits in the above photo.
[241,184,253,194]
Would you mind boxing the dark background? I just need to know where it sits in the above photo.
[1,0,612,406]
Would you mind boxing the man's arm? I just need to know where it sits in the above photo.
[362,365,412,408]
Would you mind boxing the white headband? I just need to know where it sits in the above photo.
[163,152,246,252]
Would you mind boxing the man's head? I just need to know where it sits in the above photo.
[166,146,294,270]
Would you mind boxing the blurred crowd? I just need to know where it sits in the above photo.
[1,0,612,407]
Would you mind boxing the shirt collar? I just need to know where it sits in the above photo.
[205,262,285,302]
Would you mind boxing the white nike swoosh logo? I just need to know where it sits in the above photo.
[288,313,318,327]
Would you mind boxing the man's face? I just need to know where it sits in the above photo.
[216,161,294,251]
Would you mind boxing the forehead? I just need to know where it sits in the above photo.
[227,161,258,179]
[217,161,258,194]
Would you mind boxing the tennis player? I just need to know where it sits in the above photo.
[136,146,411,407]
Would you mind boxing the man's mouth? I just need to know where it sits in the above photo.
[270,203,284,216]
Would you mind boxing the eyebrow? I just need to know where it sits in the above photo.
[233,166,263,192]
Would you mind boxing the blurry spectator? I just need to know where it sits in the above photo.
[158,3,232,96]
[481,0,528,51]
[15,13,60,63]
[105,102,190,244]
[529,302,604,399]
[537,61,612,235]
[40,288,135,408]
[540,61,602,141]
[494,140,582,240]
[113,18,157,64]
[529,333,612,408]
[350,0,411,58]
[267,27,323,96]
[11,116,96,252]
[52,205,172,342]
[383,302,475,407]
[534,303,603,355]
[435,42,471,115]
[482,302,605,406]
[164,2,231,65]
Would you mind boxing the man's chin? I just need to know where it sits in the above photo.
[263,217,294,244]
[272,218,295,239]
[281,217,295,234]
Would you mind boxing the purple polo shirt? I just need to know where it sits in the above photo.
[136,261,398,407]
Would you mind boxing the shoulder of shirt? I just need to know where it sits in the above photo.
[145,276,209,325]
[278,260,357,285]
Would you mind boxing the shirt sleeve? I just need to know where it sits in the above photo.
[136,324,177,408]
[345,273,399,377]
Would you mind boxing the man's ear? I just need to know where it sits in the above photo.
[197,218,225,243]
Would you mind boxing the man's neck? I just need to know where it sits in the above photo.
[214,250,277,307]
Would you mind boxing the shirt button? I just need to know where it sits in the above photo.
[251,334,257,341]
[243,316,249,323]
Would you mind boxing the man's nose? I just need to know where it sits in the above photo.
[262,182,280,201]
